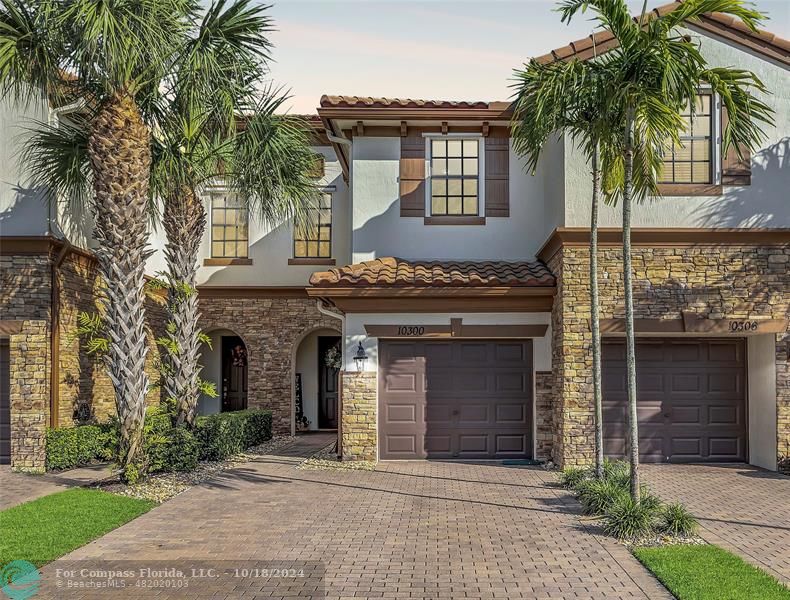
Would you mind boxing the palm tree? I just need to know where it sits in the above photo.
[0,0,193,473]
[558,0,773,500]
[512,58,615,478]
[149,1,320,427]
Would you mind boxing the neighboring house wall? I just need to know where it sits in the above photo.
[0,96,51,237]
[350,136,557,262]
[563,30,790,229]
[549,242,789,469]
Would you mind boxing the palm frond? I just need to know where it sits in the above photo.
[19,115,91,209]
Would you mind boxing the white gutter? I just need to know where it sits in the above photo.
[326,131,351,146]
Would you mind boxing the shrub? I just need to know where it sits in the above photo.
[195,409,272,461]
[46,423,115,470]
[140,405,200,475]
[577,478,629,515]
[603,494,659,540]
[559,466,589,489]
[659,503,698,537]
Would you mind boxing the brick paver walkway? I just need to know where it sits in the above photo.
[38,437,669,599]
[0,466,71,510]
[643,463,790,585]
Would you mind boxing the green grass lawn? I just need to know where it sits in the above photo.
[634,544,790,600]
[0,488,155,567]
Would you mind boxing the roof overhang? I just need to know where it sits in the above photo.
[307,286,556,313]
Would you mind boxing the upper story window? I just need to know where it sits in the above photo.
[210,194,248,259]
[430,138,480,216]
[293,192,332,259]
[659,95,713,185]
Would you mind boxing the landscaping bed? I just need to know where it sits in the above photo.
[0,488,154,567]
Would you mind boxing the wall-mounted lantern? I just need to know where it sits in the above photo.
[353,342,368,372]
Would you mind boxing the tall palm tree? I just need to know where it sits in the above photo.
[512,58,615,478]
[149,0,320,427]
[0,0,193,473]
[558,0,773,500]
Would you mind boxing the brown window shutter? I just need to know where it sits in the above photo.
[485,134,509,217]
[400,136,425,217]
[720,106,751,186]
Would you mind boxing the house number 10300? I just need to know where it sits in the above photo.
[397,326,425,336]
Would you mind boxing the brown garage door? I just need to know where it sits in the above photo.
[1,339,10,465]
[379,339,533,460]
[603,338,746,463]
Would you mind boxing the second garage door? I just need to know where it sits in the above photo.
[379,339,533,460]
[603,338,747,463]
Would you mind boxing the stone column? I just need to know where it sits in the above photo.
[340,371,377,461]
[10,320,50,472]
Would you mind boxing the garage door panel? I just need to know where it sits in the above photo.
[384,373,419,392]
[386,404,417,423]
[708,405,739,425]
[380,339,532,460]
[495,372,526,392]
[604,339,746,464]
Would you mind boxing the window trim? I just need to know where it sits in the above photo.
[423,133,486,224]
[205,189,252,265]
[657,91,723,196]
[291,187,335,263]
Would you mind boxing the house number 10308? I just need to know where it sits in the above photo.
[397,326,425,336]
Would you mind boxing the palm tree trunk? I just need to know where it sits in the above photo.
[590,143,604,480]
[162,187,206,427]
[87,91,152,474]
[622,105,640,501]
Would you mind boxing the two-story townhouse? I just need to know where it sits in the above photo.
[1,4,788,473]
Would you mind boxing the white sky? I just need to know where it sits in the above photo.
[262,0,790,113]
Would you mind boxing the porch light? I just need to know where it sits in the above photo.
[353,342,368,372]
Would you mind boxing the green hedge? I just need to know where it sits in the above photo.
[195,409,273,461]
[45,423,115,470]
[46,408,272,473]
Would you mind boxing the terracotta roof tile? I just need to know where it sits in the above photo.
[533,1,789,67]
[309,257,556,288]
[320,95,491,110]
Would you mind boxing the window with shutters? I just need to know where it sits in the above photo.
[293,192,332,259]
[428,137,482,216]
[210,193,249,258]
[659,95,714,185]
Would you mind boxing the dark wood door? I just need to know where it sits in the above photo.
[221,336,248,412]
[0,339,10,464]
[603,338,747,463]
[379,340,533,460]
[318,336,340,429]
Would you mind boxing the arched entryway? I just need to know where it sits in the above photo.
[292,327,341,433]
[199,328,249,415]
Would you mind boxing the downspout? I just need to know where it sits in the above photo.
[316,299,345,458]
[49,240,71,428]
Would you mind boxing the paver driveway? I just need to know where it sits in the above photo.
[643,463,790,585]
[38,437,669,600]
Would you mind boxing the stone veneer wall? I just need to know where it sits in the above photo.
[534,371,554,462]
[197,295,341,434]
[1,250,167,470]
[340,371,377,461]
[57,252,167,424]
[550,244,790,468]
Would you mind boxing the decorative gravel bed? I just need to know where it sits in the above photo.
[298,442,376,471]
[98,436,296,503]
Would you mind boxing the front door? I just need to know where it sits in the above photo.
[222,336,248,412]
[318,336,340,429]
